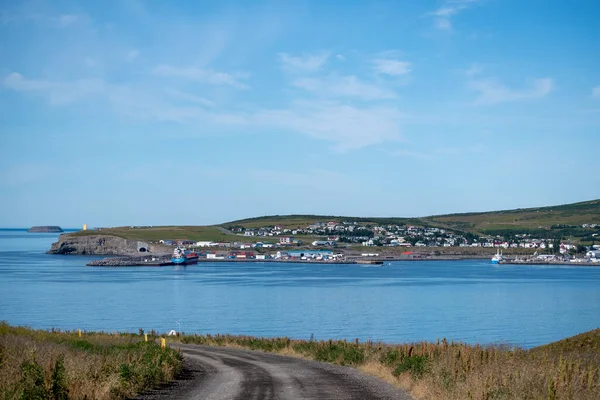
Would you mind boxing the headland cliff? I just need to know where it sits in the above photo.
[47,233,162,256]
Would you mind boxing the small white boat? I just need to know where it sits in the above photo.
[491,249,504,264]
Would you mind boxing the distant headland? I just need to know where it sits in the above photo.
[28,226,63,233]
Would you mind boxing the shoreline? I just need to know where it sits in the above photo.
[85,254,495,267]
[84,254,599,267]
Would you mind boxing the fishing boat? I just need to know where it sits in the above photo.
[171,247,199,265]
[491,249,504,264]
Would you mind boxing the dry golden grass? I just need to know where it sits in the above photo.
[0,323,182,400]
[180,330,600,400]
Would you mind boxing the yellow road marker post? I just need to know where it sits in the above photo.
[145,333,148,342]
[78,329,81,338]
[161,338,166,349]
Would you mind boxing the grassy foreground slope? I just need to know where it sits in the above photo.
[2,323,598,399]
[0,323,182,400]
[180,329,600,400]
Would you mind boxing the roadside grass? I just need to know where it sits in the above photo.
[0,323,182,400]
[180,330,600,400]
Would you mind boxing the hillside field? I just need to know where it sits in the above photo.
[66,199,600,242]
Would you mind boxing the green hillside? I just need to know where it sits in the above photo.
[71,226,246,242]
[69,225,321,244]
[67,199,600,242]
[421,199,600,234]
[223,199,600,238]
[222,214,423,229]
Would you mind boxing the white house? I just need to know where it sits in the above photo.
[587,250,600,259]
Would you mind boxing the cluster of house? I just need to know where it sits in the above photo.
[231,221,599,252]
[159,237,303,249]
[205,249,342,261]
[157,221,599,257]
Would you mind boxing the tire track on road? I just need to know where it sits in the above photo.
[136,344,412,400]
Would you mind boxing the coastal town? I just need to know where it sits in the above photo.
[144,220,600,265]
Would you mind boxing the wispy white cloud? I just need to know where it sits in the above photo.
[464,63,483,77]
[164,88,215,107]
[1,72,105,105]
[292,75,397,101]
[1,11,89,28]
[372,59,411,76]
[126,49,140,62]
[592,86,600,98]
[390,149,432,159]
[153,65,249,89]
[2,71,402,152]
[279,52,330,72]
[427,0,482,31]
[252,101,403,152]
[469,77,554,105]
[57,14,81,27]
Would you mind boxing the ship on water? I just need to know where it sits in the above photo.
[491,249,504,264]
[171,247,199,265]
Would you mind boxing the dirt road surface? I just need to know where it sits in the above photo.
[135,344,412,400]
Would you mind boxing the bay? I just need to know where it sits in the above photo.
[0,230,599,348]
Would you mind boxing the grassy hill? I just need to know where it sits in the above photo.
[225,199,600,232]
[69,225,322,244]
[421,198,600,235]
[66,199,600,243]
[222,214,424,229]
[71,226,232,241]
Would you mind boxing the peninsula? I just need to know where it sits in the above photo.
[47,198,600,264]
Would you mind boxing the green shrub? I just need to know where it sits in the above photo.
[393,355,429,378]
[379,348,400,366]
[51,355,69,400]
[20,357,49,400]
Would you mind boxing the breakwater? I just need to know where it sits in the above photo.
[86,254,490,266]
[87,256,173,266]
[87,257,360,266]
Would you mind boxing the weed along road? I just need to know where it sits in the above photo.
[136,343,412,400]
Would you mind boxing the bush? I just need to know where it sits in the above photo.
[20,357,49,400]
[392,355,429,378]
[51,355,69,400]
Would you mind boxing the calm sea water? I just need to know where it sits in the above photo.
[1,230,599,348]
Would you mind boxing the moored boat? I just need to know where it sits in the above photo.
[171,247,199,265]
[491,249,504,264]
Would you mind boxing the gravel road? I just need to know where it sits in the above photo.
[135,344,412,400]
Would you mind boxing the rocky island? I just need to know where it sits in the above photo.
[28,226,63,233]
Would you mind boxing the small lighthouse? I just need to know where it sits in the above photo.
[83,223,87,231]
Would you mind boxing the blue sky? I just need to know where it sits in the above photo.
[1,0,599,228]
